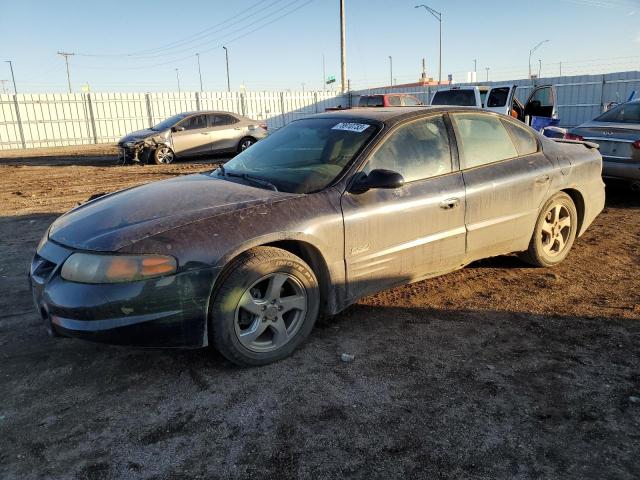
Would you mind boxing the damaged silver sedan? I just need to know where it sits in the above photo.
[117,110,268,164]
[31,107,605,366]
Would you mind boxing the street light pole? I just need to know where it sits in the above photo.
[528,40,549,79]
[57,52,74,93]
[538,59,542,78]
[222,46,230,92]
[415,5,442,85]
[5,60,17,94]
[175,68,181,93]
[340,0,347,93]
[388,56,393,86]
[196,53,203,92]
[322,53,326,91]
[485,67,490,82]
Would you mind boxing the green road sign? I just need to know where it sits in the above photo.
[326,74,336,84]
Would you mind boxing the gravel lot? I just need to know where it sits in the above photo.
[1,145,639,479]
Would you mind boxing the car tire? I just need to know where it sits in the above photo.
[237,137,255,153]
[519,192,578,267]
[153,146,175,164]
[209,246,320,366]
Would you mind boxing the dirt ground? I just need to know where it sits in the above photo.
[0,145,639,480]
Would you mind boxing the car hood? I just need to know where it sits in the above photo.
[118,128,161,144]
[48,174,298,251]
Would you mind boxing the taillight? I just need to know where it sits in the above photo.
[564,132,584,141]
[632,140,640,150]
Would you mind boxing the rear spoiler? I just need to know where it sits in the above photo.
[552,138,599,150]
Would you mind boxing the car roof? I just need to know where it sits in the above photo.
[311,106,477,124]
[181,110,241,117]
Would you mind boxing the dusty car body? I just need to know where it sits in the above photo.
[31,107,605,366]
[117,111,267,164]
[566,99,640,188]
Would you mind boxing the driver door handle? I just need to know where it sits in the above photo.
[439,198,460,210]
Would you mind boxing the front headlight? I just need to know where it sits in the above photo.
[61,253,177,284]
[123,141,138,148]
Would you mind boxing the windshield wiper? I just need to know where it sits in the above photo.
[217,165,278,192]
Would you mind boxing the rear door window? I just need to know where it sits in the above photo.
[210,114,238,126]
[451,113,518,169]
[387,96,402,106]
[364,114,452,182]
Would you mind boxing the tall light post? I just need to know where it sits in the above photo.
[339,0,347,93]
[538,59,542,78]
[222,46,230,92]
[175,68,181,93]
[485,67,490,82]
[322,53,326,91]
[388,56,393,86]
[528,40,549,79]
[415,4,442,85]
[5,60,17,94]
[196,53,203,92]
[57,51,74,93]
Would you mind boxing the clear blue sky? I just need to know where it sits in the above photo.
[1,0,639,93]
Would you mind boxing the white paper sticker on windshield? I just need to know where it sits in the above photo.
[332,122,371,133]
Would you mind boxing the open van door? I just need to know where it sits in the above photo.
[524,85,558,129]
[485,85,517,116]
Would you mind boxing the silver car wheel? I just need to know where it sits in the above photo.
[240,139,254,151]
[155,147,174,164]
[541,204,572,257]
[234,272,308,353]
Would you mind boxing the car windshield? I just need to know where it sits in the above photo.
[212,118,379,193]
[595,102,640,124]
[432,90,477,107]
[150,113,190,131]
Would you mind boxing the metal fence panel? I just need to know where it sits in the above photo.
[2,70,639,150]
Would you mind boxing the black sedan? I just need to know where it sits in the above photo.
[566,99,640,189]
[31,107,605,366]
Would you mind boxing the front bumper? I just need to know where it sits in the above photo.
[30,239,220,348]
[602,157,640,181]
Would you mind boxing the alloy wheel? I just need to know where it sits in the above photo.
[156,147,174,164]
[234,272,308,353]
[541,204,572,256]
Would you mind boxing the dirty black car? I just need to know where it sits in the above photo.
[31,107,605,366]
[117,110,268,164]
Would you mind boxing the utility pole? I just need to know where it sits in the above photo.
[222,46,230,92]
[528,40,549,79]
[559,61,562,76]
[57,51,74,93]
[322,53,326,91]
[5,61,17,94]
[485,67,490,82]
[415,5,442,85]
[175,68,181,93]
[340,0,347,93]
[196,53,203,92]
[388,56,393,86]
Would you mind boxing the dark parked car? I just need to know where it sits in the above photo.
[117,111,268,164]
[31,107,605,365]
[566,99,640,189]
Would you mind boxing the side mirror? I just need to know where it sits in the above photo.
[348,169,404,194]
[171,125,185,133]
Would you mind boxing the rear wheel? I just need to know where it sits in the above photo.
[519,192,577,267]
[237,137,255,153]
[153,146,175,164]
[210,247,320,366]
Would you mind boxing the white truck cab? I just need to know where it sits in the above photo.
[431,84,558,127]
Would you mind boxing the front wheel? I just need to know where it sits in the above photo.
[519,192,578,267]
[210,247,320,366]
[237,137,255,153]
[153,146,175,164]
